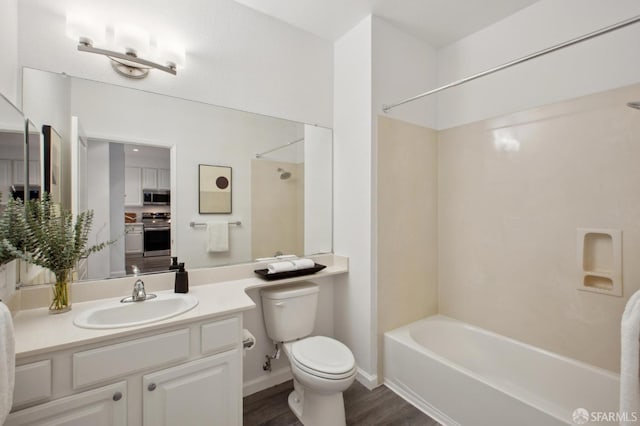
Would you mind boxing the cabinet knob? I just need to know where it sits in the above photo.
[148,383,157,391]
[113,391,123,401]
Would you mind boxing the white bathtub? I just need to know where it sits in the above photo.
[384,315,619,426]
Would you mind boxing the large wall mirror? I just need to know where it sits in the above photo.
[20,67,333,282]
[0,97,27,205]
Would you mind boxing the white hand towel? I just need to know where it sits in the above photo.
[620,289,640,425]
[290,258,315,270]
[207,222,229,253]
[267,261,296,274]
[0,302,15,424]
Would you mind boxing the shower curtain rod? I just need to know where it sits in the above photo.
[382,14,640,113]
[255,137,304,158]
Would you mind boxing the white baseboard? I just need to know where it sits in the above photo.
[243,367,293,397]
[355,368,379,390]
[384,377,457,426]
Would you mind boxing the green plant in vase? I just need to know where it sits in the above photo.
[3,193,110,313]
[0,195,26,265]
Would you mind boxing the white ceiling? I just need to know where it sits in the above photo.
[232,0,540,46]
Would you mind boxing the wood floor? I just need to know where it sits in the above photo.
[243,380,440,426]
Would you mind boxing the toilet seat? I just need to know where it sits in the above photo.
[290,336,356,380]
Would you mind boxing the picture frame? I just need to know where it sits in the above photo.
[43,125,62,204]
[199,164,232,214]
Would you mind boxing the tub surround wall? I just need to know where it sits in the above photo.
[438,84,640,372]
[376,116,438,379]
[251,160,304,259]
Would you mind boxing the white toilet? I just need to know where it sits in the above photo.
[261,282,357,426]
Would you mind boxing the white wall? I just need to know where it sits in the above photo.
[22,68,72,208]
[86,140,110,279]
[372,17,438,130]
[109,143,125,276]
[436,0,640,129]
[0,0,18,105]
[303,124,332,255]
[333,16,376,384]
[16,0,333,127]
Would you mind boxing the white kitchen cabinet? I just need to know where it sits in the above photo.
[0,159,11,202]
[125,224,144,254]
[5,381,127,426]
[142,168,157,190]
[11,160,39,186]
[157,168,170,190]
[142,168,170,190]
[143,350,240,426]
[125,166,142,206]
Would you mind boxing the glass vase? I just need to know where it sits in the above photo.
[50,269,72,313]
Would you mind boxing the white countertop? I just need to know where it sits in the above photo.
[12,260,347,359]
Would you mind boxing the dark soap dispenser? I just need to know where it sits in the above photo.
[175,263,189,293]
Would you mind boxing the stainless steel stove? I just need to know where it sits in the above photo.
[142,212,171,257]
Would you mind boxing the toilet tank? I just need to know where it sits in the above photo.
[261,282,319,342]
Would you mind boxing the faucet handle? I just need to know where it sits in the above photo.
[132,265,140,276]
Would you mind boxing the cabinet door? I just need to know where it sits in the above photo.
[157,168,170,190]
[143,349,241,426]
[0,159,11,203]
[5,381,127,426]
[125,227,144,254]
[28,160,41,186]
[12,160,24,185]
[125,166,142,206]
[142,168,158,190]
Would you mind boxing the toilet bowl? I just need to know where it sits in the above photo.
[261,283,357,426]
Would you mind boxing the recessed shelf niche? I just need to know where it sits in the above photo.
[577,228,622,297]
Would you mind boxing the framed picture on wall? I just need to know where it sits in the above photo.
[199,164,232,214]
[43,125,62,204]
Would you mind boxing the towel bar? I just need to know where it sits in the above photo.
[190,221,241,228]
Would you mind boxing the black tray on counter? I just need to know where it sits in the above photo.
[254,263,327,281]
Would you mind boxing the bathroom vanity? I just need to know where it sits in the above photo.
[5,254,348,426]
[8,315,242,425]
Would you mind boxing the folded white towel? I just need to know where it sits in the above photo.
[290,258,315,270]
[207,222,229,253]
[0,302,15,424]
[620,289,640,425]
[267,261,296,274]
[266,258,315,274]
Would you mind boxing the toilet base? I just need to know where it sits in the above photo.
[287,380,346,426]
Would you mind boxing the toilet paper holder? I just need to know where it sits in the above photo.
[242,329,256,350]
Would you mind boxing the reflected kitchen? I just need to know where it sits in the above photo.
[121,145,172,276]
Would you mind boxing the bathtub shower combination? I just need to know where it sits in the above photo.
[384,316,619,426]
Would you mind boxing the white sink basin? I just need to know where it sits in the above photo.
[74,293,199,329]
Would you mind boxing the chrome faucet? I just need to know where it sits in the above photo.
[132,279,147,301]
[121,271,157,303]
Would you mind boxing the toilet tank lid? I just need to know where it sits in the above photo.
[260,282,319,300]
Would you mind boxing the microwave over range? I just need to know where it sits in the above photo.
[143,190,170,205]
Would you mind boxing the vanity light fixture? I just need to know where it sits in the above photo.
[67,15,184,79]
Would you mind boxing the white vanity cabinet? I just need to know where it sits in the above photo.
[5,382,127,426]
[143,350,240,426]
[8,314,243,426]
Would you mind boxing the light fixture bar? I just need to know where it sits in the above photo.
[77,42,177,75]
